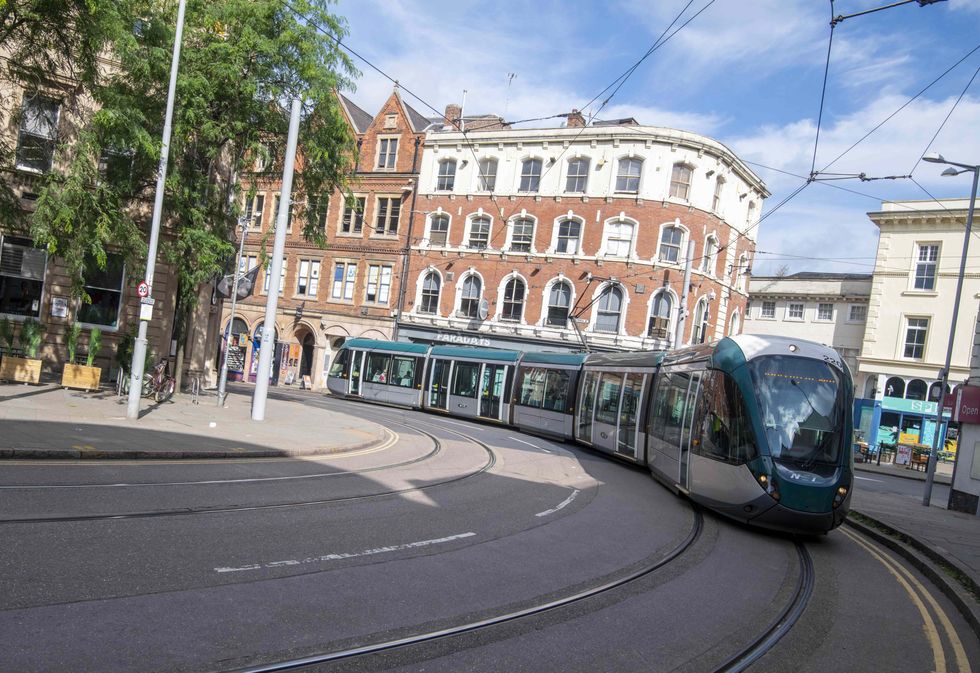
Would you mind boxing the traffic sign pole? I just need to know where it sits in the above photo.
[217,217,249,407]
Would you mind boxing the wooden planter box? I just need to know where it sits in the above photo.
[62,363,102,391]
[0,356,42,384]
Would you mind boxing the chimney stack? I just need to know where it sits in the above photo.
[444,103,462,130]
[566,109,586,128]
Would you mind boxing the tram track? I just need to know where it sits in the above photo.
[0,423,495,525]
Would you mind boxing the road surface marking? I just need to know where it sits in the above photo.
[854,476,883,483]
[843,528,970,673]
[508,436,552,453]
[536,489,580,518]
[214,532,476,574]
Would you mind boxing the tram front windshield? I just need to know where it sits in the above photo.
[749,355,844,466]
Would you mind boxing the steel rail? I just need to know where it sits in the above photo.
[710,541,815,673]
[0,423,494,525]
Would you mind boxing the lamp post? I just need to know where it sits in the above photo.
[920,153,979,506]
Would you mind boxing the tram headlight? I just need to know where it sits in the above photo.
[755,473,779,501]
[833,485,848,509]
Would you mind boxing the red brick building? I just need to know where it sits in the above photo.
[397,114,768,352]
[219,88,437,387]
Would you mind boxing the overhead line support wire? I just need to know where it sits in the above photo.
[811,0,837,175]
[909,62,980,176]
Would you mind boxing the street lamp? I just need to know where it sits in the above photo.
[919,152,979,506]
[216,216,251,407]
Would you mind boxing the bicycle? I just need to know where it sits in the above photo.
[120,359,175,402]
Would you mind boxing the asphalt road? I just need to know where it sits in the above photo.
[1,392,975,673]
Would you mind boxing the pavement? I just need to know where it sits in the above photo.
[0,382,386,459]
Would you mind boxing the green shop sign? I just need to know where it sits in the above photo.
[881,396,950,417]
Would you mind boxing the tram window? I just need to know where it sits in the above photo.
[648,374,672,440]
[366,353,391,383]
[544,370,571,411]
[696,370,756,464]
[596,373,623,425]
[519,368,547,408]
[329,349,350,378]
[451,362,480,398]
[661,372,692,447]
[390,357,416,388]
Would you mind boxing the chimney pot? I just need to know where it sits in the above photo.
[566,109,586,128]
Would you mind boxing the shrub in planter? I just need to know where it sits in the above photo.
[62,325,103,391]
[0,317,13,355]
[0,318,44,384]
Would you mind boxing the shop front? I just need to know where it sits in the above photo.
[857,395,952,457]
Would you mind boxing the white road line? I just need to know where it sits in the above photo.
[508,436,552,453]
[214,532,476,574]
[854,476,884,483]
[535,489,580,518]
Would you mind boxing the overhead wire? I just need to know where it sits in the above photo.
[909,62,980,175]
[810,0,837,176]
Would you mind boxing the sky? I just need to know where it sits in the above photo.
[333,0,980,275]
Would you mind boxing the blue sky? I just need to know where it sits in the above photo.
[334,0,980,275]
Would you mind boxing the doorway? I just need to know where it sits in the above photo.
[479,364,507,420]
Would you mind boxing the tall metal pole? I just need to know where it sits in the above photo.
[126,0,187,420]
[674,240,695,348]
[216,218,249,407]
[923,166,978,505]
[251,97,302,421]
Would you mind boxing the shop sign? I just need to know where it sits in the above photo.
[952,385,980,424]
[881,396,950,417]
[434,332,492,348]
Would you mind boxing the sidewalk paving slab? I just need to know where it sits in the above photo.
[854,459,952,485]
[0,383,385,459]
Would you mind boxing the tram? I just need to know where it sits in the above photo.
[327,334,854,534]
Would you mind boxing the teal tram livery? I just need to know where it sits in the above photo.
[327,334,854,534]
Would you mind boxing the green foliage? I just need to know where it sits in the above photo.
[115,328,151,375]
[86,327,102,367]
[66,322,82,363]
[18,0,359,316]
[0,317,12,352]
[18,318,44,358]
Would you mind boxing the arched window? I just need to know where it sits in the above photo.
[458,275,482,318]
[478,157,497,191]
[603,219,634,257]
[729,310,741,336]
[701,235,718,275]
[509,217,535,253]
[437,159,456,191]
[595,286,624,333]
[736,253,749,292]
[647,291,672,338]
[746,201,757,226]
[693,297,709,344]
[428,213,450,246]
[670,163,692,200]
[501,277,526,322]
[466,216,491,249]
[555,218,582,254]
[863,377,877,399]
[566,158,589,193]
[546,281,572,327]
[712,176,725,212]
[928,381,947,403]
[659,225,684,263]
[906,379,927,401]
[519,158,542,192]
[616,158,642,193]
[885,377,905,398]
[420,272,441,314]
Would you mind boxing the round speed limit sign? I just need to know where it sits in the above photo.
[137,281,150,298]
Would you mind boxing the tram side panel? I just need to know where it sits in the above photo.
[512,364,579,440]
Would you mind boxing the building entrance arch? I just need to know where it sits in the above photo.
[248,323,281,384]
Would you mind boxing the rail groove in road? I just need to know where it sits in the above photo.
[0,423,495,525]
[220,507,705,673]
[710,542,814,673]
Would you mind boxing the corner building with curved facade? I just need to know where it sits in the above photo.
[397,116,769,352]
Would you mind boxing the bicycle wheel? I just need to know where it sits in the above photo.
[141,374,155,397]
[156,378,175,403]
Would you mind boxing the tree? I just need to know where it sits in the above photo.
[6,0,358,388]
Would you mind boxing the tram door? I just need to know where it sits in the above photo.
[428,359,451,410]
[578,371,599,444]
[678,372,702,491]
[479,364,507,420]
[349,350,364,396]
[618,373,645,459]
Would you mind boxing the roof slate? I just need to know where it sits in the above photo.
[337,93,373,134]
